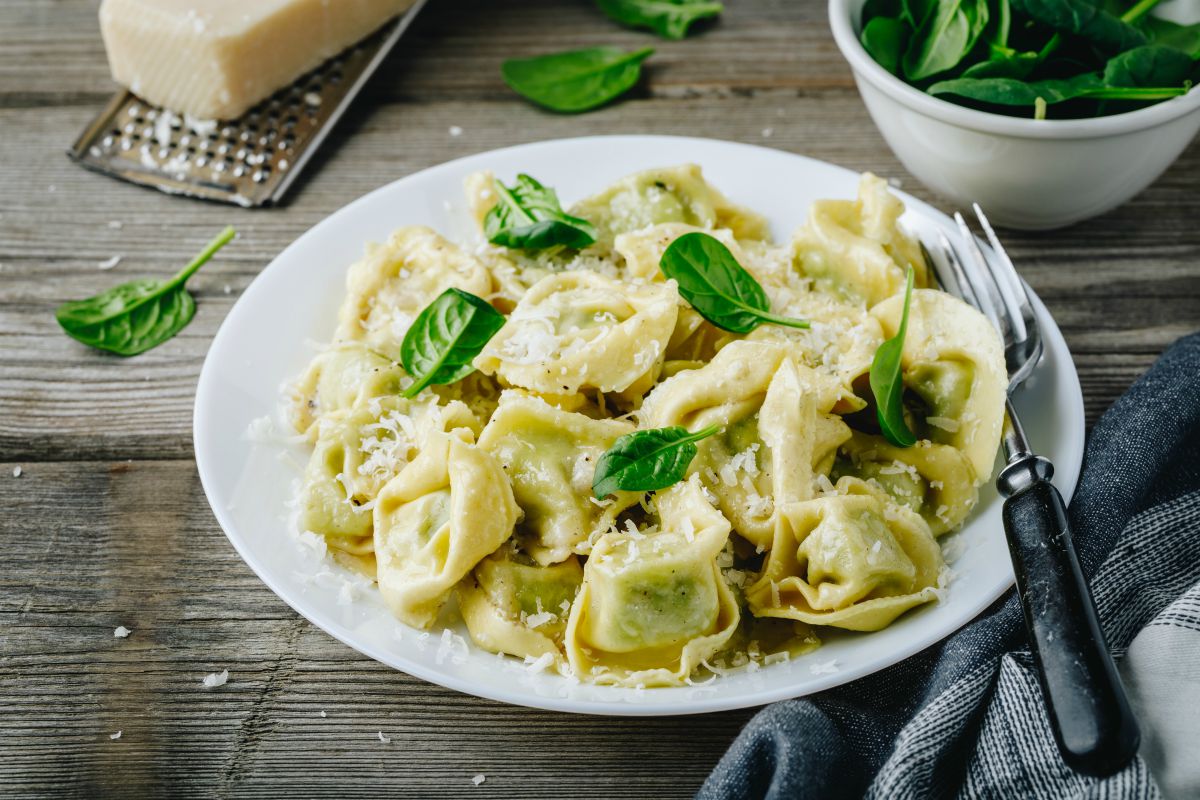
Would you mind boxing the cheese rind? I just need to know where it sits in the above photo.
[99,0,416,120]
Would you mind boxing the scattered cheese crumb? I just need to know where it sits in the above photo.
[97,255,122,271]
[113,626,132,638]
[761,127,774,138]
[319,710,327,717]
[201,669,229,688]
[110,731,122,740]
[472,774,486,786]
[11,466,21,478]
[377,731,392,744]
[223,284,232,295]
[809,659,840,675]
[523,653,556,673]
[449,125,464,137]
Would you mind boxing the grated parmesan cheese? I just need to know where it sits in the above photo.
[809,659,840,675]
[113,625,132,638]
[201,669,229,688]
[925,416,960,432]
[472,774,486,786]
[110,730,122,740]
[377,731,392,744]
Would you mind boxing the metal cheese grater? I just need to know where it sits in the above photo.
[68,0,427,208]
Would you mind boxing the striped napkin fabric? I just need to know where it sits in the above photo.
[698,331,1200,800]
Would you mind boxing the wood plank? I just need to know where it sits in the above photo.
[0,460,752,798]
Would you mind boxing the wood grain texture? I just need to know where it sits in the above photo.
[2,0,1199,796]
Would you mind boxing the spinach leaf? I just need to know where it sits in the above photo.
[1142,17,1200,58]
[929,73,1104,104]
[989,0,1012,49]
[484,174,598,250]
[903,0,990,81]
[930,67,1189,106]
[399,288,506,398]
[961,50,1040,79]
[870,268,917,448]
[1009,0,1147,53]
[592,424,719,498]
[55,226,235,356]
[658,232,809,333]
[900,0,934,27]
[596,0,723,40]
[1103,43,1195,87]
[862,17,911,75]
[1119,0,1164,24]
[501,46,654,113]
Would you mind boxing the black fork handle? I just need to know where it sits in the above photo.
[1000,456,1141,776]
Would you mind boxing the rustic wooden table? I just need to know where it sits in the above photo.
[3,1,1198,797]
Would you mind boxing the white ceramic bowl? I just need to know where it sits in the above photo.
[829,0,1200,230]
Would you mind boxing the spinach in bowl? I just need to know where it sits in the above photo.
[859,0,1199,119]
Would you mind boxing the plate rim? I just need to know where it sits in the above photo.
[194,134,1086,716]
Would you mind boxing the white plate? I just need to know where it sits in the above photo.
[194,135,1085,716]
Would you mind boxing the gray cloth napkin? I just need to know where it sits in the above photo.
[698,331,1200,800]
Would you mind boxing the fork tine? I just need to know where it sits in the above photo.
[953,212,1013,342]
[936,230,983,311]
[972,204,1034,344]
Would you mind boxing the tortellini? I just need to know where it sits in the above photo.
[477,392,641,564]
[642,342,851,547]
[572,164,770,248]
[459,545,584,670]
[614,223,744,283]
[335,226,493,355]
[374,428,519,629]
[283,165,1008,685]
[831,432,978,535]
[297,397,476,542]
[474,271,678,402]
[792,173,929,306]
[289,342,408,437]
[746,491,945,631]
[564,477,740,686]
[870,289,1006,482]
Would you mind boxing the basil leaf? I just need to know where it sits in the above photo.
[484,174,598,250]
[903,0,990,81]
[1009,0,1147,53]
[658,232,809,333]
[862,17,911,75]
[399,288,506,398]
[592,424,720,498]
[501,46,654,113]
[595,0,723,40]
[55,226,235,356]
[870,268,917,448]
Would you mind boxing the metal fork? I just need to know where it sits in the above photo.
[928,206,1140,777]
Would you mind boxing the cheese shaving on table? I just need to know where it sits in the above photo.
[113,626,132,638]
[201,669,229,688]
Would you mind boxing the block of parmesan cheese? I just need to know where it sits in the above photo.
[99,0,416,120]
